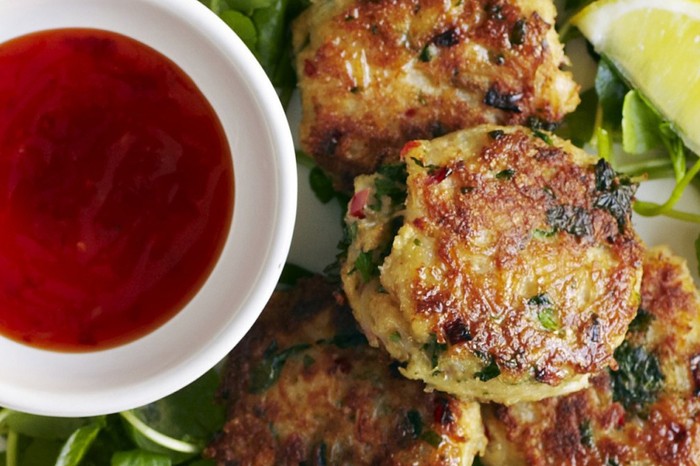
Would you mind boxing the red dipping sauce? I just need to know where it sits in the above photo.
[0,29,234,351]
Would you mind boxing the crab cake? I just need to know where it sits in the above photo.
[341,125,644,404]
[480,246,700,466]
[292,0,579,189]
[205,276,486,466]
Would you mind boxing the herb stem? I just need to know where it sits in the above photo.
[119,410,201,454]
[6,430,18,466]
[633,156,700,218]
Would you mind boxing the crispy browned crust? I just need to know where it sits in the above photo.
[482,247,700,466]
[205,277,486,465]
[407,128,642,384]
[293,0,579,190]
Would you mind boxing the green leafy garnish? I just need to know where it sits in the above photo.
[249,341,311,393]
[628,308,654,333]
[579,420,594,448]
[422,334,447,369]
[474,357,501,382]
[353,250,379,283]
[495,168,515,180]
[610,341,664,415]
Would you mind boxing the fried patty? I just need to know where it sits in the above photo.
[481,246,700,466]
[342,125,644,404]
[205,276,486,466]
[293,0,579,190]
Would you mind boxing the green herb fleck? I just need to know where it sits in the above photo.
[475,357,501,382]
[579,420,593,447]
[488,129,505,140]
[537,308,559,332]
[406,410,423,438]
[390,331,402,343]
[610,341,664,415]
[495,168,515,180]
[628,308,654,333]
[249,341,311,393]
[593,158,637,232]
[419,44,434,62]
[326,331,368,348]
[532,228,556,239]
[532,128,553,145]
[546,204,593,237]
[354,251,379,283]
[422,334,447,369]
[528,293,553,307]
[421,430,443,448]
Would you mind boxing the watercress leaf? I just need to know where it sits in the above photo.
[228,0,275,14]
[556,87,598,147]
[622,90,663,154]
[595,58,629,132]
[309,166,336,204]
[19,438,63,466]
[278,262,314,286]
[126,369,224,461]
[220,10,257,50]
[56,422,103,466]
[252,0,289,76]
[5,413,94,440]
[198,0,231,15]
[111,449,172,466]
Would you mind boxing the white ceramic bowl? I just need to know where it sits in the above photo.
[0,0,296,416]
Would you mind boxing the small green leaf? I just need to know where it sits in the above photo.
[354,251,378,283]
[495,168,515,180]
[556,87,598,147]
[610,341,664,415]
[579,420,594,447]
[622,90,663,154]
[111,449,172,466]
[278,262,314,286]
[5,413,93,440]
[220,10,258,50]
[420,430,443,448]
[537,308,559,332]
[628,308,654,333]
[595,58,629,132]
[248,342,311,393]
[56,422,103,466]
[422,334,447,369]
[475,357,500,381]
[309,166,336,204]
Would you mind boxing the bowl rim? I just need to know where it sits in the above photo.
[0,0,296,416]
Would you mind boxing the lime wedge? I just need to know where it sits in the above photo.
[573,0,700,155]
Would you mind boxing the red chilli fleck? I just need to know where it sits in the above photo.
[428,166,452,184]
[304,59,318,77]
[349,188,370,219]
[400,140,421,160]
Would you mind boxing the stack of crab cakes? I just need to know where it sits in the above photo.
[342,125,644,404]
[205,0,700,461]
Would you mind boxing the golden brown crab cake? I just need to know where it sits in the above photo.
[292,0,579,189]
[480,246,700,466]
[341,125,644,404]
[205,276,486,466]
